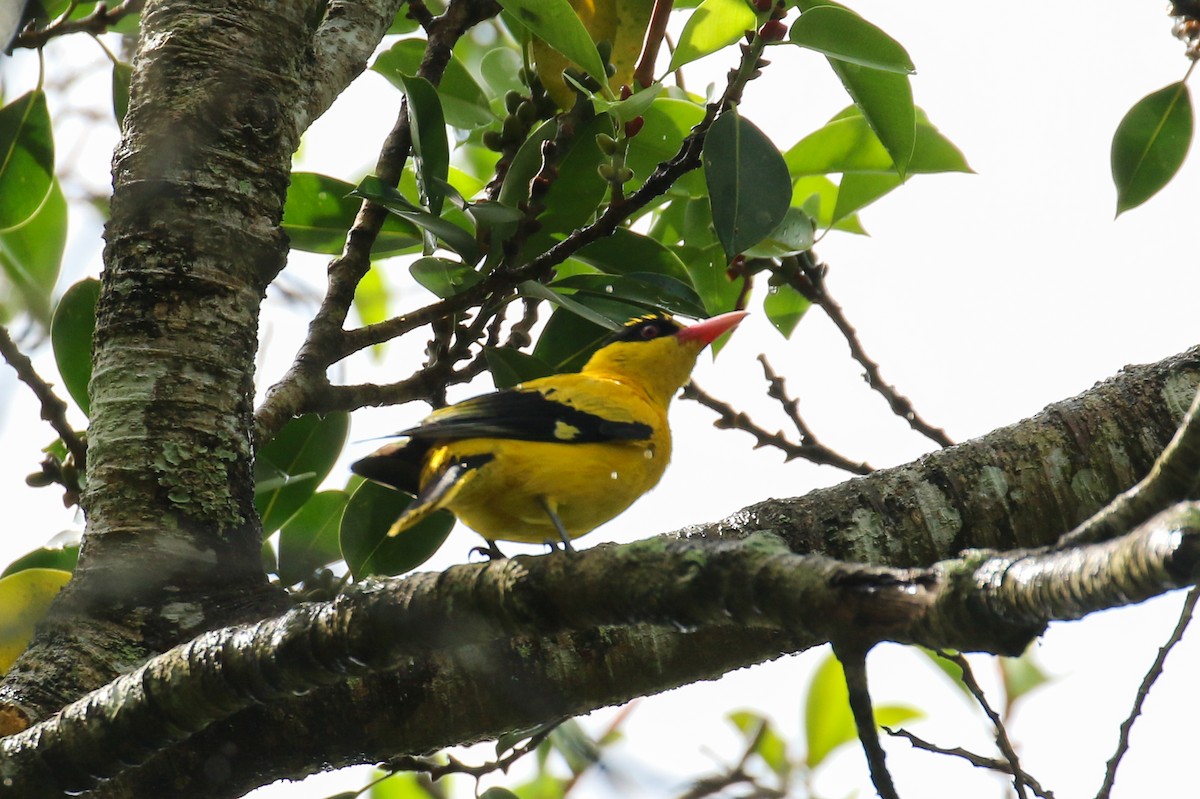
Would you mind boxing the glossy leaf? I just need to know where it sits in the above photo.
[255,412,350,536]
[0,178,65,325]
[625,98,706,196]
[395,74,450,217]
[353,177,481,264]
[0,91,55,232]
[1112,81,1193,215]
[831,62,914,176]
[0,568,71,674]
[498,0,608,93]
[484,347,555,389]
[670,0,757,71]
[743,207,815,258]
[282,172,420,256]
[789,6,914,73]
[532,308,613,372]
[573,227,693,284]
[112,61,132,129]
[832,172,902,223]
[50,278,101,416]
[762,284,811,338]
[785,111,971,177]
[703,108,791,259]
[552,272,708,318]
[372,39,494,129]
[277,490,349,586]
[519,280,621,330]
[679,243,741,315]
[409,256,483,298]
[340,480,453,579]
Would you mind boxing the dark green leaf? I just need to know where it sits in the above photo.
[532,307,612,372]
[395,74,450,217]
[762,284,811,338]
[373,39,494,129]
[50,278,100,416]
[552,272,707,318]
[625,98,706,196]
[0,178,65,325]
[703,108,791,259]
[256,413,350,536]
[743,207,815,258]
[670,0,757,71]
[353,177,481,264]
[573,227,693,284]
[283,172,420,256]
[340,480,453,579]
[496,0,607,89]
[678,244,741,315]
[277,490,349,586]
[789,6,914,73]
[0,91,55,231]
[1112,81,1193,215]
[519,280,621,330]
[409,256,483,298]
[112,61,132,129]
[484,347,555,389]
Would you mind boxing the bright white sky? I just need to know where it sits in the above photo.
[3,3,1199,798]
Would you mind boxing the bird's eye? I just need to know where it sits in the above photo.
[640,324,660,339]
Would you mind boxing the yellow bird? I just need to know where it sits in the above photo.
[351,310,747,554]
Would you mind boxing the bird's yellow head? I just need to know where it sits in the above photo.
[582,311,747,406]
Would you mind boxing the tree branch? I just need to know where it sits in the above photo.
[0,323,87,471]
[11,0,145,49]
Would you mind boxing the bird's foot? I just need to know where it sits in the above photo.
[470,540,507,561]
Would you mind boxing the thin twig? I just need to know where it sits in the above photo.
[13,0,145,49]
[835,643,902,799]
[682,380,873,475]
[676,716,785,799]
[885,727,1056,799]
[1096,585,1200,799]
[0,323,87,471]
[789,253,954,448]
[940,652,1034,799]
[382,719,564,784]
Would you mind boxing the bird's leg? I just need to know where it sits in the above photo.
[538,497,576,554]
[470,539,507,560]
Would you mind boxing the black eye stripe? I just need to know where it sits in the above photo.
[608,314,681,344]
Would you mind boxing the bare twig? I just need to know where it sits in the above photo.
[682,380,873,475]
[0,323,87,471]
[939,652,1035,799]
[788,253,954,448]
[676,715,785,799]
[13,0,145,49]
[383,719,563,784]
[886,727,1056,799]
[1096,585,1200,799]
[835,644,901,799]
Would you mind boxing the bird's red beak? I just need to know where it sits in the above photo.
[676,310,748,346]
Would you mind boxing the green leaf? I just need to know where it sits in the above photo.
[552,272,708,318]
[340,480,454,579]
[354,266,390,328]
[1000,650,1052,706]
[484,347,555,389]
[670,0,757,72]
[1,541,79,578]
[373,40,494,129]
[625,98,706,196]
[743,207,815,258]
[703,108,792,259]
[1112,81,1193,215]
[789,6,914,73]
[480,47,526,96]
[532,308,612,372]
[762,284,810,338]
[519,280,622,330]
[573,227,693,284]
[409,256,483,298]
[792,175,867,233]
[728,710,791,778]
[832,172,901,222]
[277,490,349,586]
[369,770,442,799]
[875,704,922,729]
[50,278,100,416]
[497,0,608,90]
[679,244,741,315]
[785,112,971,177]
[395,74,450,217]
[283,172,420,256]
[804,651,857,768]
[831,62,914,176]
[353,177,481,264]
[0,178,65,325]
[255,413,350,536]
[112,61,132,129]
[0,91,55,232]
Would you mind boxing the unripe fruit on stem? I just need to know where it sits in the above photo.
[624,116,645,138]
[758,19,787,41]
